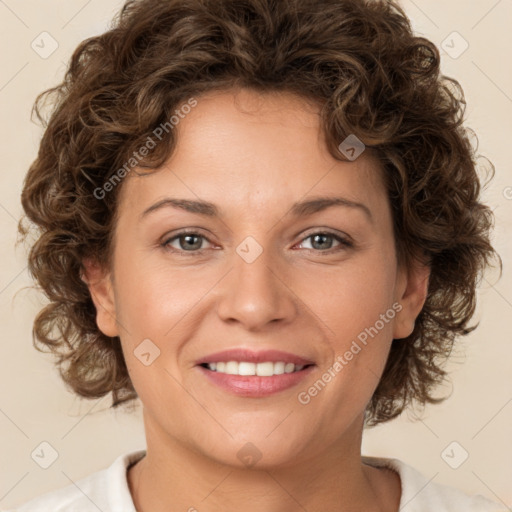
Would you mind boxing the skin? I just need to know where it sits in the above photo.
[84,88,430,512]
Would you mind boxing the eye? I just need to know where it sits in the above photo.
[162,231,212,253]
[297,231,353,253]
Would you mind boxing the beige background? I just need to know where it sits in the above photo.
[0,0,511,509]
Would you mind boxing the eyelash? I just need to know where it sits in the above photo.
[161,229,353,256]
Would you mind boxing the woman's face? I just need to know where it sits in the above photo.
[87,88,429,468]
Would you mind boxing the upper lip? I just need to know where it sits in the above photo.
[196,349,315,366]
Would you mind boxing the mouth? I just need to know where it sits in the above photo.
[199,361,313,376]
[195,349,316,397]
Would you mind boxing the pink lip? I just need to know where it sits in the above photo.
[197,365,315,397]
[195,348,315,366]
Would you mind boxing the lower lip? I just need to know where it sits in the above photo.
[196,365,315,397]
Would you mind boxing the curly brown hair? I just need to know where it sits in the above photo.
[19,0,501,426]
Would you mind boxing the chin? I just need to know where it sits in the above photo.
[191,431,314,471]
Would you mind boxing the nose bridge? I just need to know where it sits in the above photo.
[215,235,296,329]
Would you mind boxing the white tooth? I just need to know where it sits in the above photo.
[284,362,295,374]
[238,362,256,375]
[210,361,304,376]
[256,361,274,376]
[225,361,239,374]
[273,362,285,375]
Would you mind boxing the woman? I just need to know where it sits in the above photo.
[11,0,504,510]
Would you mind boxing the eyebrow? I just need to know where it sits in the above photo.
[140,196,373,222]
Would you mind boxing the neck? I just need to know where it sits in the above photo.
[128,409,400,512]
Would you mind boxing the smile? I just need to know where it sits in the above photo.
[197,363,315,397]
[201,361,308,376]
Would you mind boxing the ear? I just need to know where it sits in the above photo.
[393,257,431,340]
[81,258,119,338]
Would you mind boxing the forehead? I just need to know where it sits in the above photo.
[119,88,388,220]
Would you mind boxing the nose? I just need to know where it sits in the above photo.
[215,243,298,331]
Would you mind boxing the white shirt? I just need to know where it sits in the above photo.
[4,450,506,511]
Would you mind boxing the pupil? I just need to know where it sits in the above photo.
[312,234,332,250]
[182,235,201,250]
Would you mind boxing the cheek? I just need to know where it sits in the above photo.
[296,263,397,421]
[113,255,217,337]
[111,257,223,399]
[299,248,397,346]
[300,246,398,407]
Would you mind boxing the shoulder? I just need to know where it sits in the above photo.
[3,450,146,512]
[362,455,507,512]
